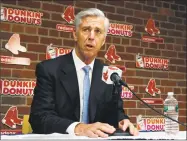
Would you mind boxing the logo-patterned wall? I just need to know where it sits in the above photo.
[1,0,186,134]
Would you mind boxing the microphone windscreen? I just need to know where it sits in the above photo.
[102,66,122,84]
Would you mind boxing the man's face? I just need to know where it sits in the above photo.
[73,16,106,64]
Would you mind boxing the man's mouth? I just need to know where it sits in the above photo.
[85,44,94,48]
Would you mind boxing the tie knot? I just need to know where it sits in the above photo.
[82,66,91,74]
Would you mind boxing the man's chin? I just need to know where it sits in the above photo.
[83,53,95,62]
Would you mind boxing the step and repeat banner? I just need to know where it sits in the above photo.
[1,1,186,134]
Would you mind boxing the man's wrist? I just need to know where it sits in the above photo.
[75,123,86,134]
[66,122,80,135]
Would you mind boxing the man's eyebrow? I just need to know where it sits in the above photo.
[95,27,102,30]
[81,26,91,28]
[81,26,103,30]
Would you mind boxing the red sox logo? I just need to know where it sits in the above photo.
[61,5,75,24]
[145,18,160,36]
[104,45,121,63]
[2,106,23,129]
[145,79,161,97]
[103,70,108,81]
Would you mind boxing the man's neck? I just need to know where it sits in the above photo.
[75,48,94,65]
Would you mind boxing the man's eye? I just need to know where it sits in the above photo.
[83,28,89,32]
[95,30,101,34]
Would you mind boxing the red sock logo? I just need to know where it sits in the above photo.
[105,45,121,63]
[61,5,75,24]
[2,106,17,128]
[145,79,155,96]
[103,70,108,81]
[145,18,160,36]
[5,33,27,55]
[2,106,23,128]
[11,107,23,125]
[69,6,75,23]
[152,79,161,94]
[112,46,121,61]
[145,79,161,96]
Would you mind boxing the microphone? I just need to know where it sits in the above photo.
[102,66,122,85]
[110,72,187,128]
[110,73,127,87]
[102,66,134,136]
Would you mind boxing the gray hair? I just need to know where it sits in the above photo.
[74,8,109,36]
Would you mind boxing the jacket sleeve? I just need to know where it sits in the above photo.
[102,85,129,127]
[117,85,129,121]
[29,62,74,134]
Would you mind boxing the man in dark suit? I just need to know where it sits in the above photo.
[29,8,138,138]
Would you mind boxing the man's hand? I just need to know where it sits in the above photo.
[75,122,116,138]
[118,119,139,136]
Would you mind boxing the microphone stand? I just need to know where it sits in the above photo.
[119,79,187,127]
[111,81,131,136]
[109,72,187,136]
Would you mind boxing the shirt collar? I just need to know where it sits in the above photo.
[72,49,95,71]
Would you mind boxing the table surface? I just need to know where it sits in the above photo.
[1,131,186,140]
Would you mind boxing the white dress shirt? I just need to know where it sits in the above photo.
[66,49,95,135]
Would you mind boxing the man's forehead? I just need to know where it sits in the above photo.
[80,16,105,27]
[82,15,104,21]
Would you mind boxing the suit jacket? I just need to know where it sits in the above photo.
[29,52,129,134]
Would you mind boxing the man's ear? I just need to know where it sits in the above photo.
[73,31,77,41]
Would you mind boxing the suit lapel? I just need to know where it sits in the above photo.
[58,53,80,120]
[89,60,106,122]
[58,53,107,122]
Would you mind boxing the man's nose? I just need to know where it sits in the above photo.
[88,30,95,40]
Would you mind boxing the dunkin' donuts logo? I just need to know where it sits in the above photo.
[121,86,134,99]
[108,23,133,37]
[0,80,36,96]
[1,7,43,25]
[136,54,169,70]
[137,115,165,131]
[46,44,72,59]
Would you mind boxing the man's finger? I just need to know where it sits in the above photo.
[129,123,139,136]
[87,130,98,138]
[129,123,135,134]
[102,123,116,131]
[94,129,108,138]
[132,128,139,136]
[122,120,130,131]
[99,124,115,134]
